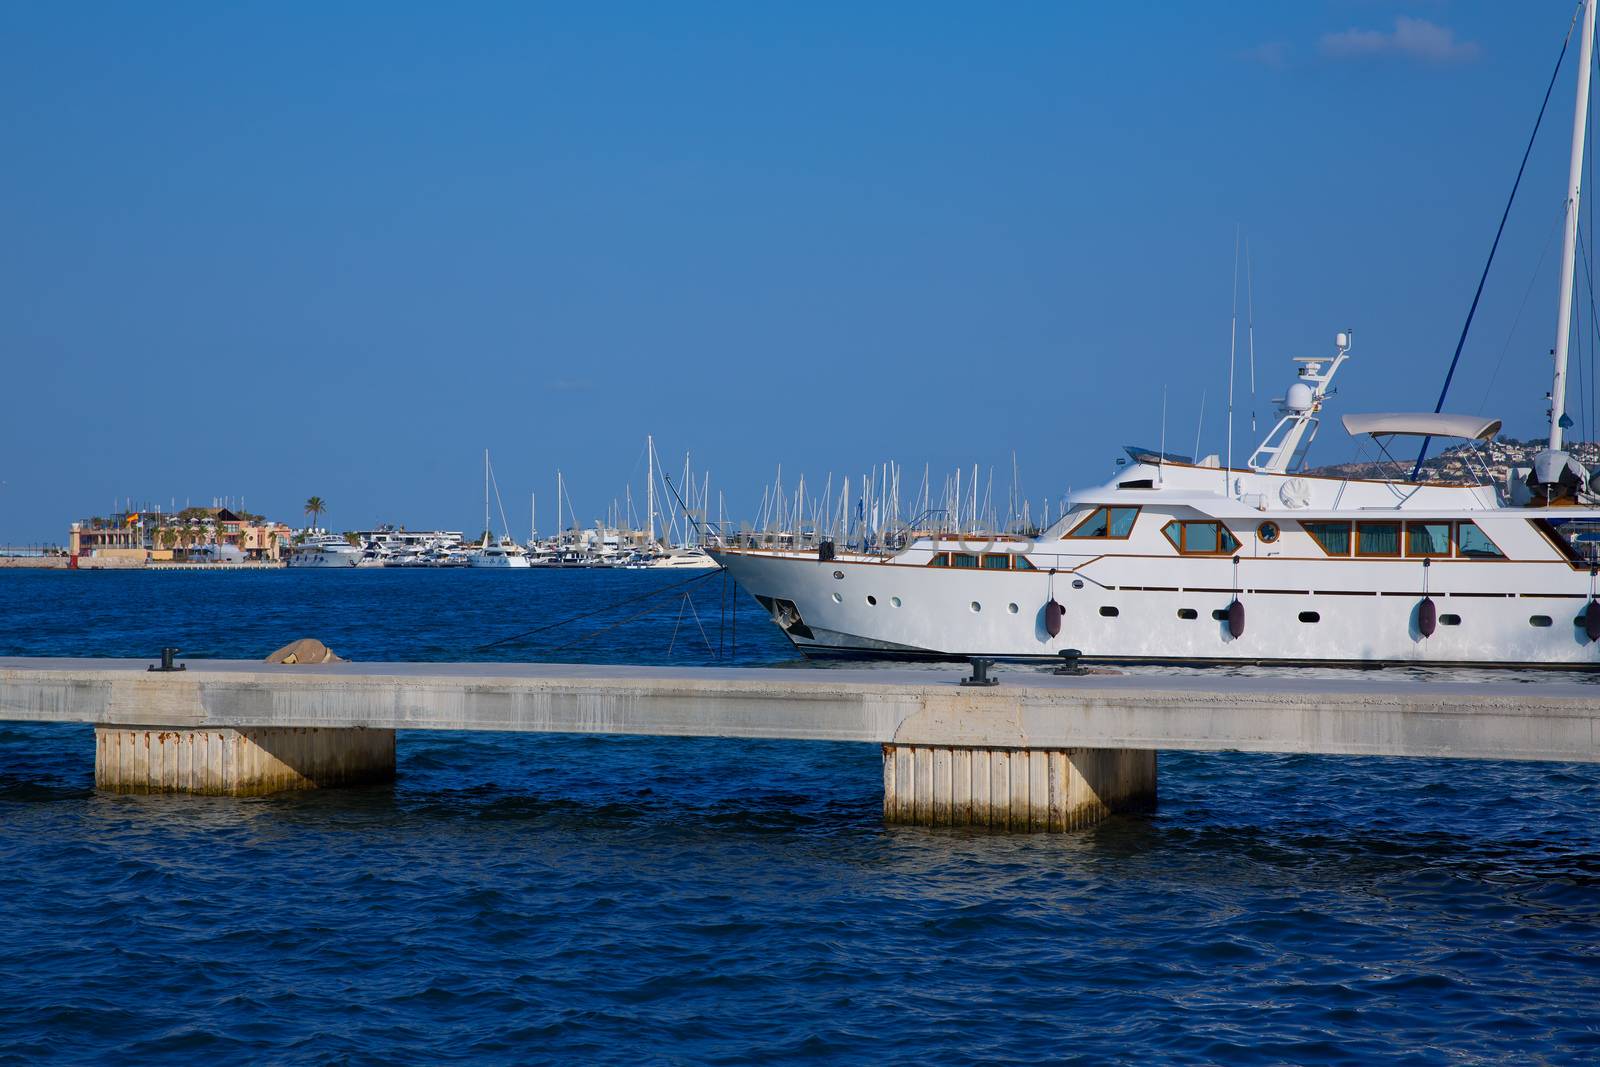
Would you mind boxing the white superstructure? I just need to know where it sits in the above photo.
[712,1,1600,668]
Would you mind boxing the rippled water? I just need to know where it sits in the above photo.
[2,570,1599,1062]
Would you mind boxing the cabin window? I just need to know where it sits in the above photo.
[927,552,950,567]
[1257,521,1280,544]
[1355,522,1401,557]
[1161,520,1240,555]
[1298,611,1321,623]
[1177,608,1198,620]
[1065,506,1139,539]
[1013,556,1036,570]
[1304,521,1352,556]
[1440,613,1461,626]
[951,553,979,569]
[1211,608,1229,621]
[1456,522,1506,559]
[1530,615,1554,628]
[982,554,1010,570]
[1099,606,1119,617]
[1406,522,1452,557]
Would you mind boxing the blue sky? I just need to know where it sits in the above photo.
[0,2,1592,540]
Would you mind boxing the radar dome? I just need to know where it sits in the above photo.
[1285,382,1314,413]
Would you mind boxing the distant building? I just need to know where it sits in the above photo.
[69,507,292,562]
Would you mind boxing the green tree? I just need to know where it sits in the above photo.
[304,496,327,532]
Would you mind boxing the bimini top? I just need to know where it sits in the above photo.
[1340,412,1502,441]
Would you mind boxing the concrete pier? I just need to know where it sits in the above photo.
[3,657,1598,828]
[883,745,1156,830]
[94,725,395,796]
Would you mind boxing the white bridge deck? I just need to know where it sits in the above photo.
[1,657,1596,762]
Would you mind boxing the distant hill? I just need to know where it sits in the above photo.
[1304,438,1600,485]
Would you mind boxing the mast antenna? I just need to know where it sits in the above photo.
[1227,225,1239,492]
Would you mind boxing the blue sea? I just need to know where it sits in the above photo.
[2,568,1598,1064]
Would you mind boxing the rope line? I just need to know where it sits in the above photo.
[469,568,722,652]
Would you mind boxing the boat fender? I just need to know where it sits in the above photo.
[1044,599,1064,638]
[1417,596,1437,639]
[1586,599,1600,643]
[1227,599,1245,639]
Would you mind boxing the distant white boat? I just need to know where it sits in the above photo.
[469,450,531,569]
[286,535,361,568]
[470,535,531,569]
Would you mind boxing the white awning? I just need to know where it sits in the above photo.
[1340,412,1502,441]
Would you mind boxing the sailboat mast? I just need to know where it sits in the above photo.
[646,434,656,546]
[483,449,490,542]
[1551,0,1597,451]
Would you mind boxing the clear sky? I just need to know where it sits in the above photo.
[1,2,1594,541]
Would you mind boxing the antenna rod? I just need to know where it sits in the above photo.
[1227,226,1239,493]
[1552,0,1597,451]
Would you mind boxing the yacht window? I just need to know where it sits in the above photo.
[1440,613,1462,626]
[1406,522,1452,557]
[1456,522,1506,559]
[927,553,950,567]
[1161,520,1240,555]
[1177,608,1198,620]
[1065,506,1139,539]
[951,553,979,569]
[982,554,1010,570]
[1013,556,1037,570]
[1356,522,1401,557]
[1303,521,1352,556]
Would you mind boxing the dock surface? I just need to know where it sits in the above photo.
[2,657,1596,762]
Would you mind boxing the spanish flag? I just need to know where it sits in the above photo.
[126,513,139,527]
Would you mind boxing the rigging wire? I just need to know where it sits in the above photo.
[1477,202,1568,414]
[1412,10,1578,478]
[469,568,721,652]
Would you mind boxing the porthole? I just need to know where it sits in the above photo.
[970,601,981,613]
[1258,521,1280,544]
[831,592,842,603]
[1211,609,1229,621]
[832,570,844,580]
[1440,613,1461,626]
[891,596,902,608]
[1177,608,1198,620]
[1530,615,1553,628]
[1007,602,1019,614]
[1297,611,1320,623]
[1099,605,1119,618]
[866,595,877,606]
[1071,579,1085,590]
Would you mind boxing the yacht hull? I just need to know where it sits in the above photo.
[713,547,1600,668]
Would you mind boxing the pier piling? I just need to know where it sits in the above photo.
[94,725,395,796]
[882,744,1156,831]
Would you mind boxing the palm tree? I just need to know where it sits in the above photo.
[304,496,327,533]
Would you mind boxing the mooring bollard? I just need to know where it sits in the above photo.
[1055,648,1089,676]
[147,647,186,673]
[960,657,998,687]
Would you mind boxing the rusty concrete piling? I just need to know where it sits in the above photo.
[882,745,1156,831]
[94,725,395,796]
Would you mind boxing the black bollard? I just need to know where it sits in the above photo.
[1054,648,1089,675]
[147,647,186,672]
[960,657,999,687]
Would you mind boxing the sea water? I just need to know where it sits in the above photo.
[1,569,1597,1062]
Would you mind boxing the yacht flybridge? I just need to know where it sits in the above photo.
[710,0,1600,668]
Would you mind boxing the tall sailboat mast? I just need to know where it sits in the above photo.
[483,449,491,544]
[1550,0,1597,451]
[646,434,656,547]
